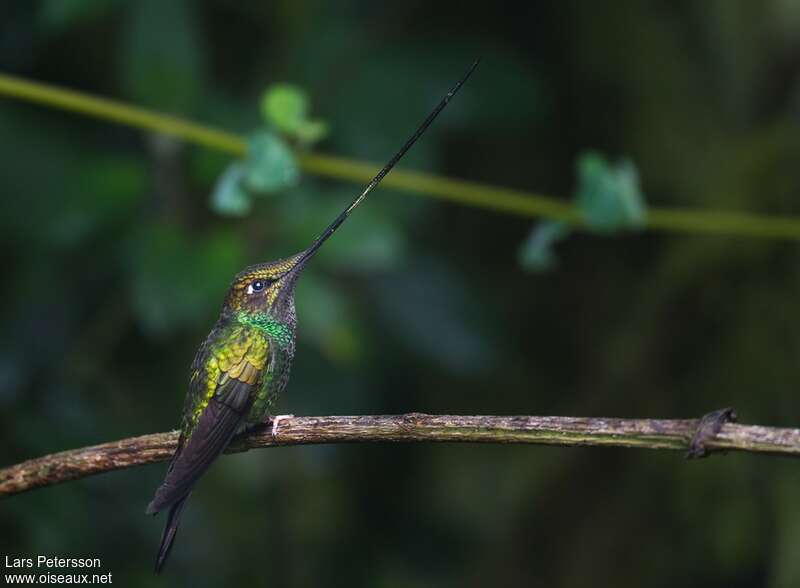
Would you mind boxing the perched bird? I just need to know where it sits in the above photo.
[146,60,479,572]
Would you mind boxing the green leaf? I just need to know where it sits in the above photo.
[242,131,300,194]
[296,119,329,144]
[575,151,646,233]
[518,221,571,272]
[261,84,328,144]
[261,84,308,134]
[210,163,251,217]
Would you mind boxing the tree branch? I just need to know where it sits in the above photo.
[2,414,798,499]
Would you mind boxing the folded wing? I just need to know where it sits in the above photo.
[147,363,260,514]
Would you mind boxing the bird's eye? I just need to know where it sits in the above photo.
[247,280,265,295]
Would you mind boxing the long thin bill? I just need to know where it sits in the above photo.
[297,58,480,265]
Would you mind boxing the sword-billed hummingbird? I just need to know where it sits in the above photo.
[146,60,478,572]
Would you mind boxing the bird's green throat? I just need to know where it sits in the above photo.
[236,311,293,349]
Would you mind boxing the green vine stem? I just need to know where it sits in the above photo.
[2,72,800,239]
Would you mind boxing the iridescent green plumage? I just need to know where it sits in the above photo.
[146,60,479,573]
[183,309,295,435]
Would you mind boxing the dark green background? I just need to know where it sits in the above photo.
[3,2,800,586]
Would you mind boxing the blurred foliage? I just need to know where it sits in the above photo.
[210,84,326,216]
[261,83,329,144]
[210,162,251,217]
[2,2,800,587]
[518,221,571,272]
[575,151,646,233]
[241,131,298,193]
[520,151,645,272]
[210,128,299,215]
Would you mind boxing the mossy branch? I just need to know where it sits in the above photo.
[1,413,798,499]
[2,72,800,238]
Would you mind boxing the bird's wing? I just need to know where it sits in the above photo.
[148,334,269,514]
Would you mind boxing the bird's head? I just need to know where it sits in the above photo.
[222,253,307,325]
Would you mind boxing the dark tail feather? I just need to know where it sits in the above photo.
[149,382,252,572]
[154,494,190,574]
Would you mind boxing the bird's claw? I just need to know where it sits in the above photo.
[686,407,737,459]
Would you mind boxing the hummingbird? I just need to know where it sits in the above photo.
[146,60,478,572]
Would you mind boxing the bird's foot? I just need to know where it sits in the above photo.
[686,407,737,459]
[265,414,295,440]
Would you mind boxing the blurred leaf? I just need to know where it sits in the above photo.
[261,84,329,145]
[261,84,308,134]
[120,0,203,112]
[210,163,251,217]
[518,221,570,272]
[242,131,300,194]
[295,119,329,144]
[575,151,646,233]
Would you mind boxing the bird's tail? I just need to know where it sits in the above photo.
[154,494,190,574]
